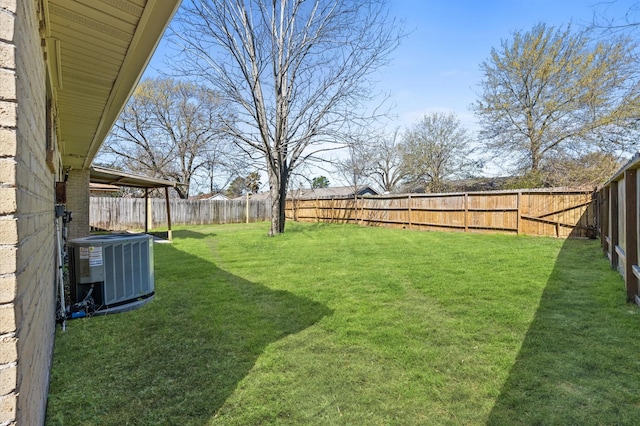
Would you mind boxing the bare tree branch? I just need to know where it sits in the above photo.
[400,112,477,193]
[170,0,403,234]
[98,77,238,198]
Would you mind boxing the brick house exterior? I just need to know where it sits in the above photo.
[0,1,179,423]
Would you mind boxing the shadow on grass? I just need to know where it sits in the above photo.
[46,236,331,425]
[170,229,212,240]
[487,239,640,425]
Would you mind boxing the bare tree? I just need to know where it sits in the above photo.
[472,23,640,177]
[400,112,476,193]
[367,128,406,193]
[334,135,372,194]
[542,151,622,188]
[591,1,640,33]
[171,0,402,235]
[333,136,372,223]
[100,77,237,198]
[198,143,248,195]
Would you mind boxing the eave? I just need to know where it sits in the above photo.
[44,0,181,170]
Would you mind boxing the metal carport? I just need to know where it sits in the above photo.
[90,166,178,241]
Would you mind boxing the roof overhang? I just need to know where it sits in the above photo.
[90,166,177,189]
[44,0,181,170]
[89,182,121,192]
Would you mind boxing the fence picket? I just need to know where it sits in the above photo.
[91,189,595,239]
[90,197,270,230]
[285,189,595,238]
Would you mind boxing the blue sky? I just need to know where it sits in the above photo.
[374,0,637,131]
[147,1,636,133]
[143,1,638,183]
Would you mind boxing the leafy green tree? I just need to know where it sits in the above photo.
[473,23,640,176]
[245,172,261,194]
[225,172,261,197]
[225,176,246,198]
[312,176,330,189]
[400,112,476,193]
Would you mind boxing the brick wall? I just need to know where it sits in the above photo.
[0,0,58,424]
[0,2,19,423]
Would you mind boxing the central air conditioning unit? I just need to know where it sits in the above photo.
[68,233,155,315]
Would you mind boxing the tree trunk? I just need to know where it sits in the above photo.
[531,152,540,172]
[267,164,288,236]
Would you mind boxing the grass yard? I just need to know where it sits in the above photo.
[46,222,640,425]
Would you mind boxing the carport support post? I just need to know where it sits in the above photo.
[145,188,151,234]
[165,187,172,241]
[624,169,637,302]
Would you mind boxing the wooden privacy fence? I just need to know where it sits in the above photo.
[598,154,640,306]
[286,189,596,238]
[91,197,270,230]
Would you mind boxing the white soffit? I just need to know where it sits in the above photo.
[45,0,181,169]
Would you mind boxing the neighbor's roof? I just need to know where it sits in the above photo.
[247,192,272,201]
[292,185,379,199]
[234,185,379,201]
[190,192,230,201]
[44,0,181,169]
[90,166,177,189]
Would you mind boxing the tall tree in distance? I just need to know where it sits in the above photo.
[100,77,236,198]
[400,112,476,193]
[367,128,406,193]
[334,134,372,195]
[171,0,403,235]
[542,151,622,188]
[472,23,640,179]
[200,144,248,195]
[245,172,261,193]
[312,176,330,189]
[225,176,247,198]
[225,172,261,197]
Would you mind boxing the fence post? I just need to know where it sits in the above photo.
[600,188,609,254]
[464,193,469,233]
[624,169,638,302]
[516,191,521,235]
[331,197,335,223]
[610,180,619,270]
[408,195,412,230]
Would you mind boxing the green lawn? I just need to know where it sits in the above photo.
[46,222,640,425]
